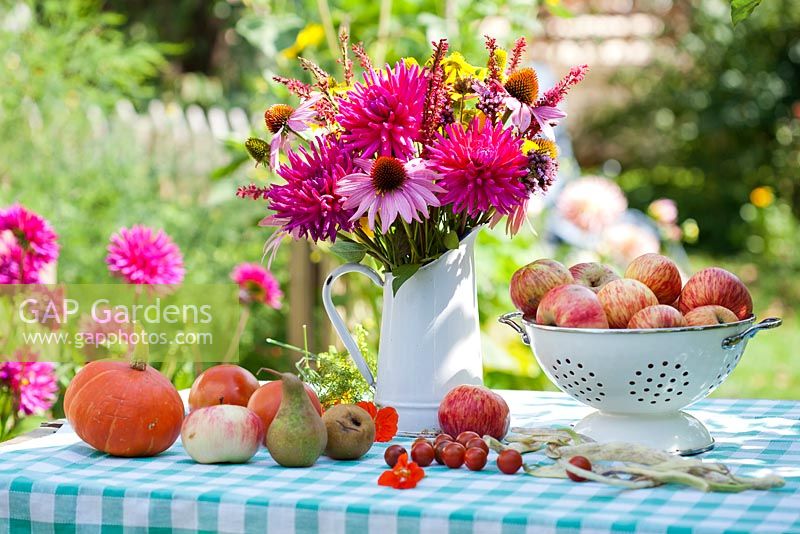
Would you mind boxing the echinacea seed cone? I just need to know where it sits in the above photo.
[371,157,408,193]
[264,104,295,134]
[504,68,539,105]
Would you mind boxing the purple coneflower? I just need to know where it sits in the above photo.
[336,62,427,159]
[428,120,529,217]
[106,225,185,285]
[264,93,321,169]
[0,204,59,282]
[503,68,566,139]
[231,263,283,308]
[0,353,58,415]
[338,157,444,234]
[262,137,355,247]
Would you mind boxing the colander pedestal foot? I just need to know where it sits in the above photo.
[573,410,714,456]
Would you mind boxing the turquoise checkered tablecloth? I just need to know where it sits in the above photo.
[1,391,799,533]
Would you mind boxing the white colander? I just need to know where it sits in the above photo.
[500,312,782,455]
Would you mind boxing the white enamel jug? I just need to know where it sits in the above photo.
[322,231,483,432]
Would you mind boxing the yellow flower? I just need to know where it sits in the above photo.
[403,57,420,69]
[749,186,774,208]
[281,23,325,59]
[329,80,352,95]
[521,139,558,158]
[359,217,374,238]
[442,52,479,84]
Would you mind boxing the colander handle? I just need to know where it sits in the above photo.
[721,317,782,349]
[499,311,530,345]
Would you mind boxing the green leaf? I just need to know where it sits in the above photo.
[391,263,421,296]
[444,230,460,250]
[329,240,367,263]
[2,416,46,442]
[730,0,763,25]
[210,153,250,180]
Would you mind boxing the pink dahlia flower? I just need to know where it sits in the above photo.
[231,262,282,308]
[599,222,660,265]
[428,120,529,217]
[106,225,185,285]
[0,204,59,283]
[262,138,355,244]
[265,93,321,169]
[337,62,427,159]
[339,156,444,234]
[0,353,58,415]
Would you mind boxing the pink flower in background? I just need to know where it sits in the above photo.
[599,222,661,265]
[339,157,444,234]
[0,352,58,415]
[263,138,356,243]
[106,225,185,285]
[0,204,59,283]
[557,177,628,233]
[429,120,528,217]
[648,198,679,225]
[337,62,427,159]
[231,263,283,308]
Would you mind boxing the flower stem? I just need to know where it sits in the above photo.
[222,306,250,363]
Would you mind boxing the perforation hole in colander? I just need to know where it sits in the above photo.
[626,360,689,405]
[550,358,607,405]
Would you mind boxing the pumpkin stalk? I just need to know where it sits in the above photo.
[130,360,147,371]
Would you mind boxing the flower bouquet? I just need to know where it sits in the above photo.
[239,34,586,291]
[238,34,587,431]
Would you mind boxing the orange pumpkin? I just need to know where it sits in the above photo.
[64,360,184,457]
[188,364,259,410]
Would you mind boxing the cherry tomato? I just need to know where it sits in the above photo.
[566,455,592,482]
[434,433,454,446]
[413,437,431,448]
[411,442,435,467]
[434,441,452,465]
[465,437,489,454]
[384,445,407,467]
[464,447,488,471]
[442,442,466,469]
[497,449,523,474]
[456,431,481,447]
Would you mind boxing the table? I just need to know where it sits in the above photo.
[1,391,798,533]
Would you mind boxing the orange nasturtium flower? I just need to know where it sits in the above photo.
[378,453,425,490]
[357,401,398,442]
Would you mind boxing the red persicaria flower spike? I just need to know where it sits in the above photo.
[536,64,589,108]
[419,38,449,149]
[299,57,331,92]
[506,37,527,76]
[272,76,313,99]
[236,184,270,200]
[377,453,425,489]
[484,35,501,83]
[352,42,373,71]
[338,27,354,86]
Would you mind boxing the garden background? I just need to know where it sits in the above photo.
[1,0,798,416]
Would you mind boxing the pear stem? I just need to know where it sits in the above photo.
[256,367,283,379]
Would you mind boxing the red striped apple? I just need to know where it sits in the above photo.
[569,262,620,293]
[438,385,510,440]
[624,253,682,305]
[510,259,573,319]
[678,268,753,320]
[181,405,265,464]
[536,284,609,328]
[684,305,739,326]
[597,279,659,329]
[628,305,687,329]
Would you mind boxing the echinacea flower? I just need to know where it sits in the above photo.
[0,351,58,416]
[557,177,628,233]
[262,137,356,247]
[336,62,427,159]
[0,204,59,282]
[264,93,321,169]
[428,120,529,216]
[338,157,444,234]
[377,453,425,490]
[503,68,566,139]
[106,225,185,285]
[231,262,283,308]
[356,401,398,442]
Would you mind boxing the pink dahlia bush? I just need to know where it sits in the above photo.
[237,35,587,287]
[106,225,185,285]
[0,352,58,416]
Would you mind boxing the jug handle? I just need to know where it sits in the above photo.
[322,263,384,387]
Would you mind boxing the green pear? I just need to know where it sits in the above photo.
[264,369,327,467]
